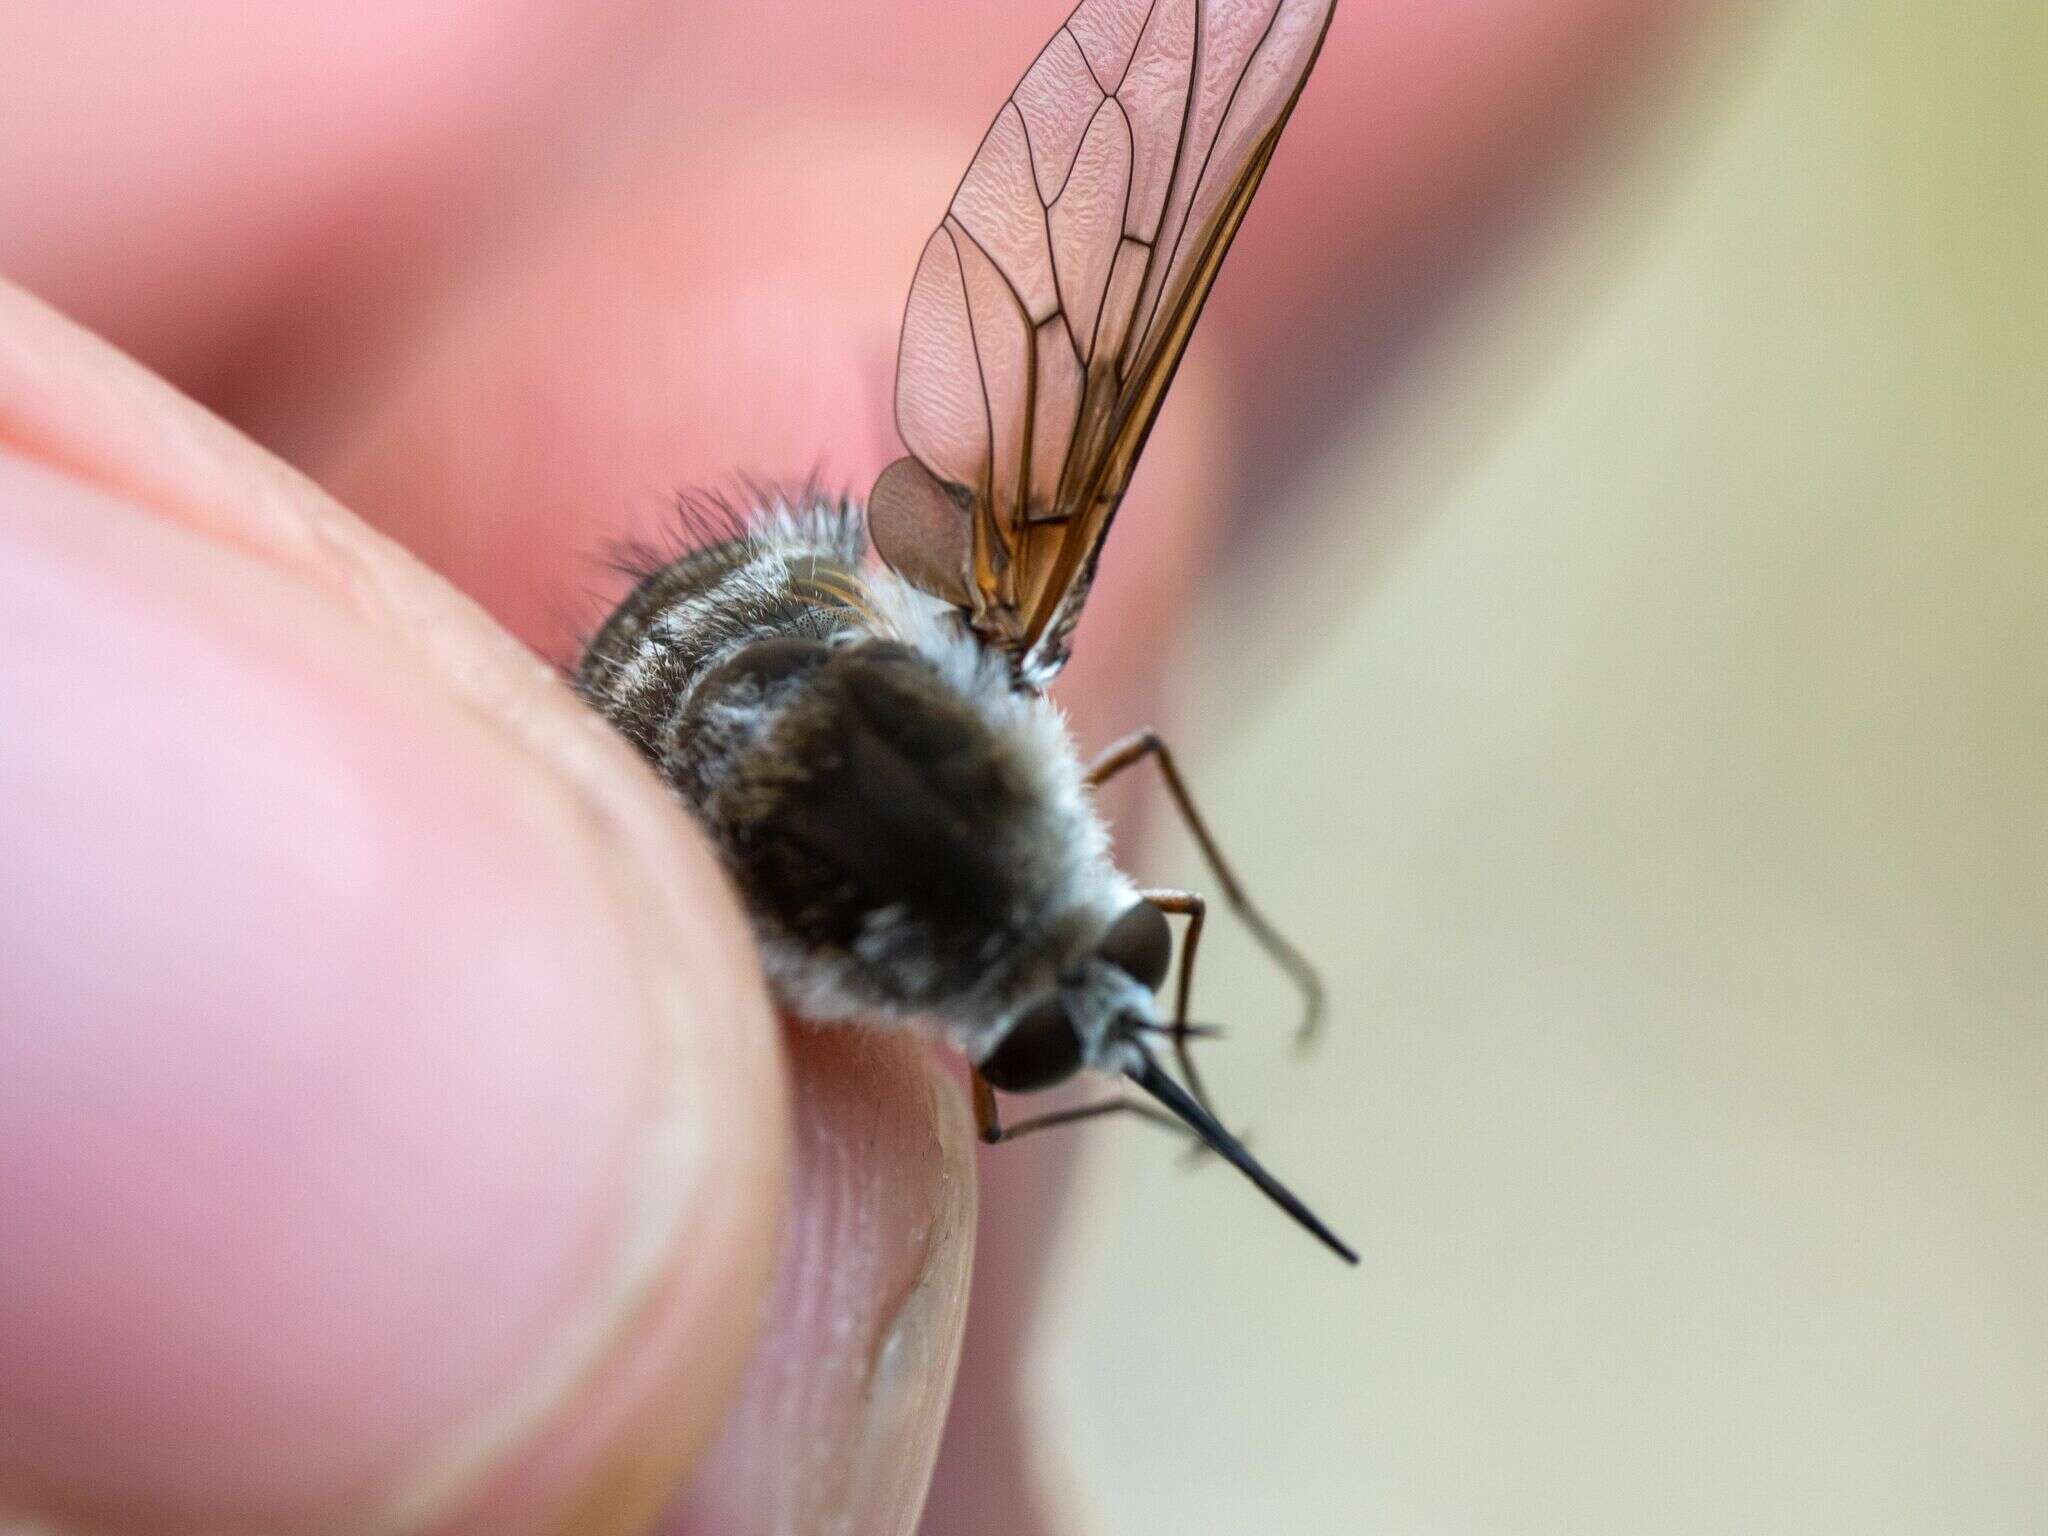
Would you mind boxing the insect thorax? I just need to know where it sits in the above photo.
[575,498,1135,1053]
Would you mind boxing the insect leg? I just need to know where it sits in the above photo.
[1087,729,1327,1045]
[1138,887,1218,1117]
[972,1069,1188,1146]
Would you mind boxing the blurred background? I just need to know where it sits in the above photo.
[4,1,2042,1532]
[1045,5,2048,1532]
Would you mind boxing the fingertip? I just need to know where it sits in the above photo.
[0,441,788,1533]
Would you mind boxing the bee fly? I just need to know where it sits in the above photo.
[578,0,1354,1263]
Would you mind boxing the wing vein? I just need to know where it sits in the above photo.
[1064,21,1108,94]
[1083,100,1140,370]
[942,223,1000,518]
[1140,0,1288,353]
[1114,0,1165,95]
[950,217,1038,531]
[1119,0,1204,382]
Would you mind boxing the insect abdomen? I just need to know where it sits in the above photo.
[574,509,870,795]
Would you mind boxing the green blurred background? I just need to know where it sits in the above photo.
[1042,5,2046,1530]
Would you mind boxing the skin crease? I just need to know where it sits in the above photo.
[0,3,1696,1533]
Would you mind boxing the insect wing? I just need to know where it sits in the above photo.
[870,0,1336,683]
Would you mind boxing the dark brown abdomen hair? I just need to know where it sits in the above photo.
[699,637,1045,1012]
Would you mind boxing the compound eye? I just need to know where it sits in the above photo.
[979,997,1084,1093]
[1098,900,1172,993]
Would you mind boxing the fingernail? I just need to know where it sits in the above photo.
[823,1044,976,1536]
[661,1028,976,1536]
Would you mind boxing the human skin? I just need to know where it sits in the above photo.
[0,3,1691,1532]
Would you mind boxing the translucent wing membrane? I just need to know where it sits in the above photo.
[869,0,1335,686]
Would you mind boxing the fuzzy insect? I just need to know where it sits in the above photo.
[578,0,1353,1263]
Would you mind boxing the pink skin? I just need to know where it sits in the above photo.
[0,4,1695,1533]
